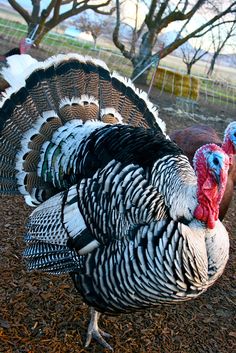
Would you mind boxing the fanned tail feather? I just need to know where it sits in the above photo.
[0,53,165,203]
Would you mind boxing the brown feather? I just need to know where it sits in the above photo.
[59,103,99,122]
[28,134,47,151]
[101,114,120,124]
[23,151,39,172]
[39,117,62,139]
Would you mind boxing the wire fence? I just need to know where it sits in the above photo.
[200,77,236,108]
[0,18,236,112]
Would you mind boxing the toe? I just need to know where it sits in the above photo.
[85,329,113,350]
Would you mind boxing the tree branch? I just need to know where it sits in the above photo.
[46,0,113,29]
[192,19,236,38]
[42,0,57,18]
[53,0,62,20]
[153,1,169,28]
[85,0,114,15]
[146,0,159,25]
[154,1,236,60]
[31,0,40,23]
[112,0,134,60]
[8,0,31,24]
[154,0,206,33]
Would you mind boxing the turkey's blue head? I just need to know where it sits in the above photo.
[193,144,229,229]
[222,121,236,157]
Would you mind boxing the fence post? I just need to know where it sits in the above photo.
[147,56,160,97]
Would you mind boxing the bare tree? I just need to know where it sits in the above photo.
[207,18,236,76]
[76,13,112,49]
[113,0,236,83]
[181,39,209,75]
[8,0,114,45]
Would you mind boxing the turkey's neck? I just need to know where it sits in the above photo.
[194,161,227,229]
[222,136,235,156]
[151,154,197,223]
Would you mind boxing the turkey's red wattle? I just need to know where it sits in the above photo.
[194,204,218,229]
[222,137,235,156]
[194,177,220,229]
[194,144,229,229]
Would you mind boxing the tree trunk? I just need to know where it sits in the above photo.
[207,52,218,77]
[131,31,156,84]
[187,63,192,75]
[33,26,51,46]
[92,35,97,49]
[28,23,37,36]
[131,64,151,84]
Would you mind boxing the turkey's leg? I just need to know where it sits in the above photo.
[85,307,113,350]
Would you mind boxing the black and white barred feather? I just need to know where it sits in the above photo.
[0,53,229,317]
[71,219,228,314]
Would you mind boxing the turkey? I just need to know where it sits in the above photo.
[0,53,231,350]
[170,123,236,220]
[0,37,37,96]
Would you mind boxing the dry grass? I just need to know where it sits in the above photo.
[0,188,235,353]
[0,110,235,353]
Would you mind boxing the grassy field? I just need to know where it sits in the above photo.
[161,55,236,84]
[1,11,236,82]
[0,12,236,109]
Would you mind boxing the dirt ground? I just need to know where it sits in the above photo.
[0,41,235,353]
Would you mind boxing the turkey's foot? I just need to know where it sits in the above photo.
[85,307,113,351]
